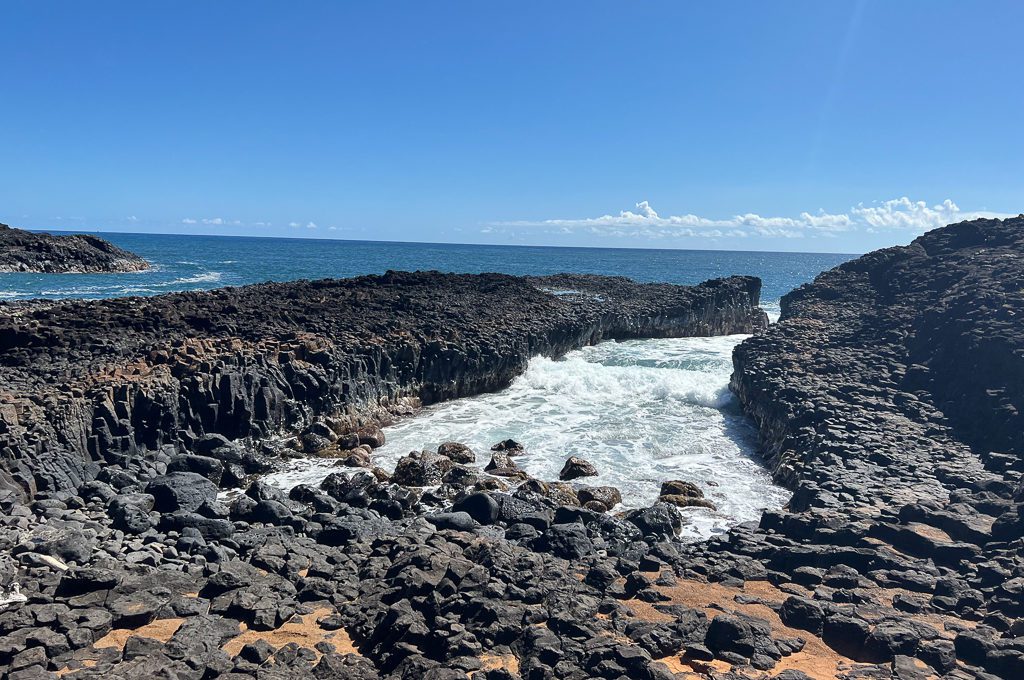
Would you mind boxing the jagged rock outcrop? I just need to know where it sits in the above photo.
[0,223,149,273]
[689,215,1024,678]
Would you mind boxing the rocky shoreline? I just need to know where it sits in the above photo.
[0,214,1021,679]
[0,272,772,678]
[0,224,149,273]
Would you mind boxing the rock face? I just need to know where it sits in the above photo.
[0,270,765,504]
[708,215,1024,677]
[0,223,149,273]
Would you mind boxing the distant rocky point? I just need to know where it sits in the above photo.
[0,223,149,273]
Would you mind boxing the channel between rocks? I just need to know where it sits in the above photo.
[0,271,767,505]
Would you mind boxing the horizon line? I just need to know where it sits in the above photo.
[23,225,864,257]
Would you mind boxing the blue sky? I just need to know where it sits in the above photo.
[1,2,1021,253]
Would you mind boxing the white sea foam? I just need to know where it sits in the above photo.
[268,334,789,541]
[167,271,222,285]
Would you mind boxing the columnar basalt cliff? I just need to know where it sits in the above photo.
[0,272,786,680]
[0,224,150,273]
[701,215,1024,677]
[0,272,764,505]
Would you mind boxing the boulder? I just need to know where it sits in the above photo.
[437,442,475,464]
[146,472,218,513]
[559,456,598,481]
[491,439,524,454]
[452,492,500,525]
[167,454,224,486]
[623,503,683,539]
[659,480,704,498]
[577,486,622,511]
[426,512,477,532]
[357,425,386,449]
[392,451,453,486]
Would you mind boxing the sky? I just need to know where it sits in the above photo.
[1,2,1021,254]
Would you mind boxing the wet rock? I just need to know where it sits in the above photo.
[484,452,520,476]
[659,480,703,498]
[491,439,524,454]
[623,503,683,539]
[559,456,598,481]
[357,426,386,449]
[392,451,454,486]
[437,442,476,464]
[577,486,622,511]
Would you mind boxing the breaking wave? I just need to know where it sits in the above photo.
[270,334,790,541]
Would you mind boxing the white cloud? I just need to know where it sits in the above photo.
[181,217,247,227]
[289,222,300,228]
[306,221,318,229]
[126,215,138,222]
[493,198,1011,241]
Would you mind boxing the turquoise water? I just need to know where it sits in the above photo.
[0,232,853,317]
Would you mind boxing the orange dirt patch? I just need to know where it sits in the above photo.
[627,578,855,680]
[221,607,359,660]
[93,618,185,651]
[480,653,520,675]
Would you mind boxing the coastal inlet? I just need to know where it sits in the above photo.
[268,333,790,540]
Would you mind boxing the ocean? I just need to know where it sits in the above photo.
[2,231,854,539]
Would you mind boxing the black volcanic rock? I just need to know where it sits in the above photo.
[709,214,1024,676]
[17,223,1024,680]
[0,223,149,273]
[0,270,769,678]
[0,270,765,503]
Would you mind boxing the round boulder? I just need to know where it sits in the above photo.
[145,472,218,513]
[577,486,622,511]
[559,456,598,481]
[452,492,500,525]
[437,442,475,464]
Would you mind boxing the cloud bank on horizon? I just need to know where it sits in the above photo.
[492,197,1013,242]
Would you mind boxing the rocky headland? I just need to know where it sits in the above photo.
[0,214,1020,680]
[0,224,149,273]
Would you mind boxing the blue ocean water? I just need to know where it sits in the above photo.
[0,232,853,316]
